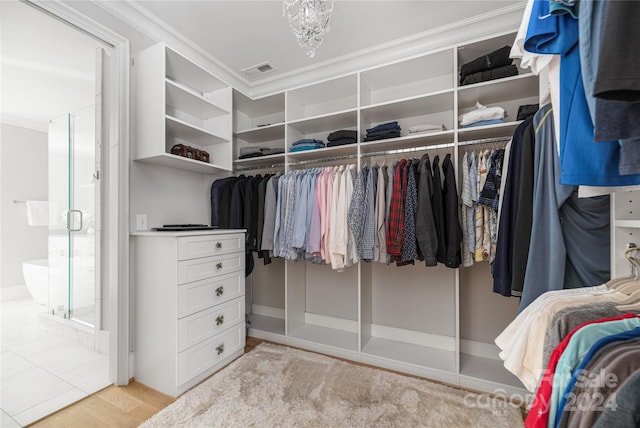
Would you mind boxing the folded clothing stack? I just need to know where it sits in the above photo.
[364,121,401,141]
[407,124,446,135]
[289,138,325,152]
[459,101,506,128]
[459,45,518,86]
[326,129,357,147]
[238,147,285,159]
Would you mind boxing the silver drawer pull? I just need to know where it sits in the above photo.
[216,344,224,355]
[215,242,222,249]
[216,262,223,270]
[215,315,224,326]
[215,286,224,296]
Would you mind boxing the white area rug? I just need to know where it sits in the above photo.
[141,343,523,427]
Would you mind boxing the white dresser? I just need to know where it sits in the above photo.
[132,230,246,397]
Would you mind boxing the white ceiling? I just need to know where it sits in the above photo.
[135,0,520,84]
[0,1,104,129]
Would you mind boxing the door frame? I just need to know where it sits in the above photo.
[30,0,131,386]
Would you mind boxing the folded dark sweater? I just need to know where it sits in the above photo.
[238,152,265,159]
[366,128,401,138]
[327,130,357,141]
[262,148,285,155]
[363,130,401,141]
[327,138,357,147]
[459,45,513,84]
[366,121,400,133]
[461,64,518,86]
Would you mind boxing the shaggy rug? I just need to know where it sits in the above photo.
[140,343,523,427]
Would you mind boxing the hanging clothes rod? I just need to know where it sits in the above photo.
[287,153,358,167]
[234,162,286,173]
[361,142,456,159]
[457,136,511,147]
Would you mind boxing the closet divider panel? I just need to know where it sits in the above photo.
[247,259,286,336]
[458,262,523,393]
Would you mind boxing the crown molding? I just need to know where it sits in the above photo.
[90,0,252,94]
[1,114,49,132]
[249,3,526,98]
[88,1,525,99]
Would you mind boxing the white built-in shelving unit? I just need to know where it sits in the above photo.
[612,190,640,277]
[235,31,530,396]
[134,43,233,173]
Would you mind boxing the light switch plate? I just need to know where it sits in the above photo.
[136,214,148,231]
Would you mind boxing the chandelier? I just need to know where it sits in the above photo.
[283,0,334,58]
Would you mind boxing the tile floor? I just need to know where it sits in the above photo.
[1,298,110,426]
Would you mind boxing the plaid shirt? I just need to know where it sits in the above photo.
[386,159,407,258]
[400,159,419,264]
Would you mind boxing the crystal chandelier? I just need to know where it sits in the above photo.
[283,0,334,58]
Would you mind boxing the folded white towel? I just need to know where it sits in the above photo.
[459,101,505,127]
[26,201,48,226]
[408,124,445,134]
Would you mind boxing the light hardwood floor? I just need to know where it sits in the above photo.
[29,339,261,427]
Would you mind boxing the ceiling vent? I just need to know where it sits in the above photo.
[242,62,275,77]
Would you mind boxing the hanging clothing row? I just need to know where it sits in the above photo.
[496,247,640,428]
[210,150,467,272]
[490,104,611,309]
[459,146,505,267]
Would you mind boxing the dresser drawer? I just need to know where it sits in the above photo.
[177,297,245,352]
[178,234,244,260]
[177,322,244,386]
[177,270,244,318]
[177,252,244,284]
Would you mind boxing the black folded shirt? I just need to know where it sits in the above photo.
[459,45,513,84]
[327,129,357,141]
[327,138,357,147]
[363,130,401,141]
[461,64,518,86]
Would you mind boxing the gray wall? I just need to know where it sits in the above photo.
[1,123,49,287]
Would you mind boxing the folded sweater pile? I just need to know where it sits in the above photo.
[459,102,506,128]
[459,45,518,86]
[364,121,401,141]
[327,129,357,147]
[290,138,325,152]
[238,146,285,159]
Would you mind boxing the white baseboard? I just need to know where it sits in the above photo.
[460,339,500,360]
[0,284,31,302]
[370,324,455,352]
[304,312,359,333]
[252,304,285,319]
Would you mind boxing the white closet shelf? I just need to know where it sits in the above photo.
[135,153,229,173]
[287,144,358,162]
[289,324,359,351]
[166,115,228,146]
[360,90,454,125]
[457,120,523,141]
[359,130,455,154]
[457,73,538,108]
[248,314,285,336]
[287,109,358,135]
[166,79,229,119]
[233,153,285,167]
[615,220,640,228]
[459,353,524,389]
[234,123,285,144]
[361,336,456,374]
[165,45,227,94]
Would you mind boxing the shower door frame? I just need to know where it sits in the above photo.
[30,0,131,387]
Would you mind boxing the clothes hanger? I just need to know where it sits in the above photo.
[616,249,640,295]
[606,245,640,290]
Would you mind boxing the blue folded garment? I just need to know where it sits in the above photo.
[292,138,323,147]
[366,121,400,133]
[290,145,324,152]
[461,118,505,128]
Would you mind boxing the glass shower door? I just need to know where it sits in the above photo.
[47,106,97,327]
